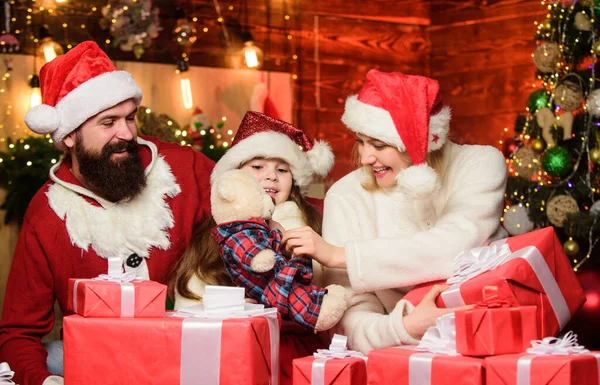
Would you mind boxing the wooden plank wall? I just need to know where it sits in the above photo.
[429,0,546,148]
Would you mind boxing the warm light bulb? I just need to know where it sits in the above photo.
[241,41,264,69]
[38,38,64,63]
[30,87,42,108]
[180,77,193,110]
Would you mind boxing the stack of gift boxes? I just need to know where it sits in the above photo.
[63,259,280,385]
[291,227,599,385]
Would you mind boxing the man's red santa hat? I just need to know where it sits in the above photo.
[211,111,334,193]
[341,69,451,198]
[24,41,142,150]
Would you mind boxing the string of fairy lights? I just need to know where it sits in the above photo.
[499,0,600,270]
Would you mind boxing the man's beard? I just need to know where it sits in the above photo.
[75,135,147,202]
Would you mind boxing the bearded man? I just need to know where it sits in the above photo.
[0,41,214,385]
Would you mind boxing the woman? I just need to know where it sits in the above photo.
[168,111,334,384]
[283,69,508,353]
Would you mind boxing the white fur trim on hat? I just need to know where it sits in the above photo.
[211,131,322,192]
[341,95,451,152]
[25,70,142,149]
[396,163,441,199]
[307,140,334,177]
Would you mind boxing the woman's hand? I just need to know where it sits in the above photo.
[281,226,346,269]
[402,284,473,340]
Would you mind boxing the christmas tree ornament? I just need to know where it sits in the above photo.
[586,89,600,117]
[189,107,211,132]
[173,19,198,47]
[593,40,600,56]
[503,204,535,236]
[546,194,579,227]
[554,81,583,111]
[513,147,541,179]
[502,137,519,157]
[531,138,546,152]
[590,147,600,163]
[527,89,550,114]
[536,107,574,147]
[541,20,553,32]
[563,238,580,257]
[541,145,573,176]
[574,12,593,31]
[533,42,560,73]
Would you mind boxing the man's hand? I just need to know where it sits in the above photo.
[281,226,346,269]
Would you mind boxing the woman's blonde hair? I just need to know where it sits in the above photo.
[168,182,323,301]
[351,141,447,191]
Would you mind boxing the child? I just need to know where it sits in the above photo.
[168,111,336,383]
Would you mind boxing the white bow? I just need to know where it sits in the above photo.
[93,256,142,283]
[0,362,15,385]
[314,334,365,359]
[446,243,512,285]
[526,331,589,355]
[416,313,459,356]
[536,107,574,148]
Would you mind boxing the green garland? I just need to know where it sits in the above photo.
[0,136,62,225]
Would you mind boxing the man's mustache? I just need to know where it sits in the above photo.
[103,140,138,155]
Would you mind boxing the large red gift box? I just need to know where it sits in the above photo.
[455,304,539,356]
[367,347,485,385]
[406,228,585,337]
[293,356,367,385]
[486,352,600,385]
[63,313,280,385]
[67,278,167,317]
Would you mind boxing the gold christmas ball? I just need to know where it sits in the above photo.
[546,195,579,227]
[554,81,583,111]
[542,20,553,31]
[533,42,560,73]
[512,147,541,179]
[590,147,600,164]
[593,40,600,56]
[563,239,580,257]
[531,138,546,153]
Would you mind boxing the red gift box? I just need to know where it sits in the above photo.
[367,347,485,385]
[486,352,600,385]
[63,312,280,385]
[408,227,584,338]
[67,278,167,317]
[293,356,367,385]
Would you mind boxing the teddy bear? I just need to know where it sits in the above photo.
[210,169,348,331]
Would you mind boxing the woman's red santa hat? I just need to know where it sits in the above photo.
[24,41,142,150]
[211,111,334,194]
[341,69,451,199]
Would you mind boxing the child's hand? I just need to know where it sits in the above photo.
[282,226,346,269]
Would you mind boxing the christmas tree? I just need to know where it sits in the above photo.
[502,0,600,271]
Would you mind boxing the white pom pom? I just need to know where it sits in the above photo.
[307,140,334,176]
[24,104,60,134]
[397,164,441,199]
[503,204,534,236]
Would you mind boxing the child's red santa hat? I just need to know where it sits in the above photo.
[211,111,334,193]
[341,69,451,198]
[24,41,142,150]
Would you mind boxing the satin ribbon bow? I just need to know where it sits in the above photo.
[526,331,589,355]
[475,286,518,309]
[94,257,143,283]
[0,362,15,385]
[416,313,459,356]
[535,107,574,148]
[314,334,365,359]
[446,243,512,285]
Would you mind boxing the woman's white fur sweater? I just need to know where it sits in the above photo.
[321,142,508,353]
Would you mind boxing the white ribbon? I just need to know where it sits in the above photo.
[526,331,589,355]
[416,313,459,356]
[0,362,15,385]
[73,257,142,316]
[442,246,571,331]
[177,303,279,385]
[200,285,246,314]
[311,334,366,385]
[446,243,512,285]
[408,353,435,385]
[516,332,593,385]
